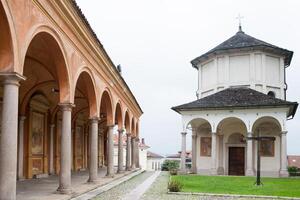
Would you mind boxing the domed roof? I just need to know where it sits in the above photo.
[191,29,293,68]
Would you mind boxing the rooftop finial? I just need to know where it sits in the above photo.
[236,14,244,33]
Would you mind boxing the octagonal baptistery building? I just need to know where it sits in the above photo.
[172,27,298,177]
[0,0,143,199]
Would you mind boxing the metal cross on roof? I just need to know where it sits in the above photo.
[236,14,244,32]
[247,130,276,186]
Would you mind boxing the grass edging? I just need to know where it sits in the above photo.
[167,191,300,200]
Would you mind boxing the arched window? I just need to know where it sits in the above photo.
[267,91,275,98]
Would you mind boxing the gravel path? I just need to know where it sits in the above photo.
[93,171,154,200]
[141,172,265,200]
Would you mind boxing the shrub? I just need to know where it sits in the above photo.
[170,169,178,176]
[288,166,300,176]
[161,160,179,171]
[168,179,183,192]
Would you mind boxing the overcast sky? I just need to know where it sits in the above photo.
[76,0,300,156]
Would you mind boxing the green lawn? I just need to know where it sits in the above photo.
[171,175,300,197]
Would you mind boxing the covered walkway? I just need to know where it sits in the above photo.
[17,168,137,200]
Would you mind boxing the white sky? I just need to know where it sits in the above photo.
[76,0,300,156]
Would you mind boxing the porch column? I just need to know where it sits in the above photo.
[126,133,131,170]
[106,125,114,177]
[88,117,99,182]
[280,131,288,177]
[131,137,136,169]
[49,124,55,175]
[18,116,26,180]
[217,135,224,174]
[210,132,217,175]
[180,132,187,173]
[246,132,254,176]
[135,137,140,168]
[0,73,24,200]
[57,103,73,194]
[117,129,124,173]
[191,132,197,173]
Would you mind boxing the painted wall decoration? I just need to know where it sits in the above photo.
[200,137,211,157]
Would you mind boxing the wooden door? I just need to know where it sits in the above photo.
[228,147,245,176]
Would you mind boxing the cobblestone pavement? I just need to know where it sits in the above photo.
[93,171,155,200]
[141,172,267,200]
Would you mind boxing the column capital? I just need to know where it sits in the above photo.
[89,117,100,123]
[126,132,131,137]
[247,132,253,136]
[192,134,197,138]
[118,129,125,134]
[211,131,217,135]
[58,103,75,111]
[50,123,55,128]
[0,72,26,86]
[107,124,116,128]
[281,131,288,135]
[181,132,187,136]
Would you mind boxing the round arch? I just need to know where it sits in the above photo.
[124,110,131,133]
[251,116,282,134]
[99,89,114,125]
[131,117,136,137]
[186,118,212,131]
[216,117,248,135]
[114,101,123,128]
[73,69,98,118]
[0,1,17,72]
[21,29,71,104]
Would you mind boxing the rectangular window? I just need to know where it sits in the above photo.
[200,137,212,157]
[260,140,274,157]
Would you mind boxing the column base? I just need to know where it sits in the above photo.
[210,168,218,175]
[117,169,124,174]
[279,169,289,177]
[87,178,99,184]
[106,173,114,178]
[217,167,224,175]
[126,167,132,171]
[178,169,187,175]
[57,187,72,194]
[246,169,255,176]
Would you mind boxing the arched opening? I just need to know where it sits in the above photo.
[72,71,98,172]
[217,117,247,176]
[99,90,114,167]
[19,31,70,179]
[267,91,276,98]
[251,116,282,174]
[0,2,13,72]
[124,110,130,133]
[187,118,212,172]
[114,102,123,129]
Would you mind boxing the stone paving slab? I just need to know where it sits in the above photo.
[122,171,161,200]
[72,169,144,200]
[16,167,140,200]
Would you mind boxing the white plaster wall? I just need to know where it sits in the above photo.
[147,158,164,171]
[197,51,285,99]
[139,148,148,170]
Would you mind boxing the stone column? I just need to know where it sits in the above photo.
[57,103,73,194]
[191,132,197,173]
[280,131,288,177]
[117,129,124,173]
[0,73,24,200]
[106,125,114,177]
[210,132,217,175]
[88,118,99,182]
[18,116,26,180]
[180,132,187,173]
[217,135,224,175]
[49,124,55,175]
[126,133,131,170]
[131,137,136,169]
[135,137,140,168]
[246,132,254,176]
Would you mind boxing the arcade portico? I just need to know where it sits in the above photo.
[0,0,142,199]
